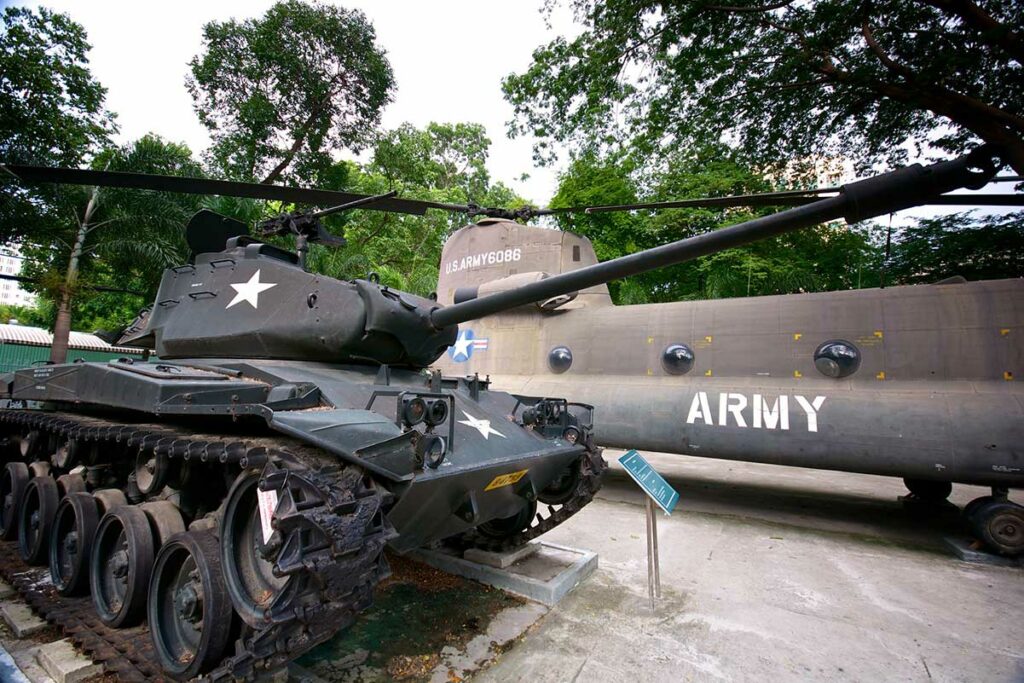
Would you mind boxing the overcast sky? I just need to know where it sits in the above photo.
[9,0,1017,221]
[11,0,577,205]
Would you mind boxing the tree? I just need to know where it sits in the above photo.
[886,211,1024,284]
[550,147,881,302]
[297,122,525,296]
[19,135,203,361]
[0,6,115,243]
[503,0,1024,175]
[187,0,395,185]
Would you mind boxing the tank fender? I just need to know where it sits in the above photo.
[268,408,415,481]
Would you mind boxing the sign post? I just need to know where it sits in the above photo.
[618,450,678,610]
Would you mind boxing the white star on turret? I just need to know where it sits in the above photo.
[226,269,277,309]
[450,330,473,361]
[458,411,506,440]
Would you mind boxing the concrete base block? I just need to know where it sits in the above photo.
[943,536,1022,568]
[412,541,597,606]
[36,639,101,683]
[1,603,47,638]
[463,542,539,569]
[0,580,15,600]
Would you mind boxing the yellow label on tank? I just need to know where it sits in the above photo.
[485,469,529,491]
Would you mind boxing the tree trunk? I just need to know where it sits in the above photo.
[49,189,98,364]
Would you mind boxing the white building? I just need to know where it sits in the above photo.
[0,247,37,308]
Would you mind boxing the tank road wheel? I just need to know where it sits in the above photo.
[135,448,170,496]
[90,506,155,627]
[18,430,42,460]
[49,492,100,595]
[149,532,234,681]
[1,462,29,540]
[28,461,51,479]
[903,478,952,503]
[92,488,127,514]
[56,473,87,499]
[221,471,295,626]
[477,500,538,541]
[53,441,79,470]
[140,501,186,547]
[972,500,1024,557]
[18,476,59,565]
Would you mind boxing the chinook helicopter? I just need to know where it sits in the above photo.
[432,179,1024,558]
[0,146,1016,680]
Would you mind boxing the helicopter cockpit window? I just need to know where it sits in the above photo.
[661,343,695,375]
[814,340,861,378]
[548,346,573,373]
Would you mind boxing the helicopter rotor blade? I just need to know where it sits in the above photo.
[535,175,1024,215]
[1,164,445,216]
[543,190,1022,215]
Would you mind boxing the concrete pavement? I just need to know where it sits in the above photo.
[477,451,1024,683]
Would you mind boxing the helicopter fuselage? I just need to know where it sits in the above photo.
[434,220,1024,491]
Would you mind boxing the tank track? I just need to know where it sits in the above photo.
[0,409,394,681]
[0,541,160,681]
[465,444,607,552]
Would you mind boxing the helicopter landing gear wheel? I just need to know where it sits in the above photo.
[963,495,995,522]
[476,499,538,541]
[149,531,234,681]
[221,471,296,627]
[0,462,29,540]
[971,499,1024,557]
[18,476,59,565]
[903,478,952,503]
[49,492,100,596]
[90,506,155,627]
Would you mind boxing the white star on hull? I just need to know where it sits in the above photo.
[457,410,506,440]
[226,269,277,309]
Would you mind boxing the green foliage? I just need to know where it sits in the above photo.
[504,0,1024,175]
[19,135,203,330]
[0,304,48,327]
[551,148,882,302]
[298,123,528,296]
[0,6,116,244]
[187,0,395,184]
[887,211,1024,285]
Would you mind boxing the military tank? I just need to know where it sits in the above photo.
[0,146,1003,681]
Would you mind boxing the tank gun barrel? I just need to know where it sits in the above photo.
[430,146,1003,328]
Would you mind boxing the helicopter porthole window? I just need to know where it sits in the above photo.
[813,340,861,378]
[548,346,573,373]
[661,343,695,375]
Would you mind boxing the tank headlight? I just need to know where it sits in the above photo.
[402,397,427,426]
[417,434,446,469]
[425,399,449,427]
